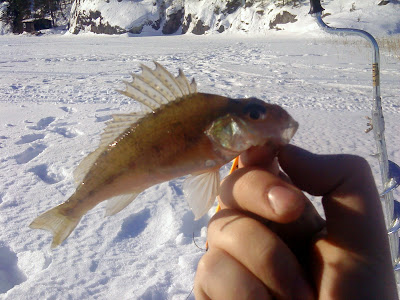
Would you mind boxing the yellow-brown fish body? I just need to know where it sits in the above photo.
[30,63,298,248]
[64,94,228,216]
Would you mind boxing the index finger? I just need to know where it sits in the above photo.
[218,144,309,223]
[219,166,308,223]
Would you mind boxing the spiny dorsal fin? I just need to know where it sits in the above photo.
[100,113,144,147]
[118,61,197,111]
[74,62,197,185]
[73,112,145,185]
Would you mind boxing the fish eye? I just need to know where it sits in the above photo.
[243,103,267,121]
[249,110,261,120]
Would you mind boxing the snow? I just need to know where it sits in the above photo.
[64,0,400,36]
[1,24,400,300]
[76,0,160,30]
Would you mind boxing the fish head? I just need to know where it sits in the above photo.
[206,97,298,158]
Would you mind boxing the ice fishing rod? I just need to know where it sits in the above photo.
[309,0,400,277]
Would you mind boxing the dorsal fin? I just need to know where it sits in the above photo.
[118,61,197,111]
[74,62,197,185]
[73,112,145,185]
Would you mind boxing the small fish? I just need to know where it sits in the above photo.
[29,62,298,248]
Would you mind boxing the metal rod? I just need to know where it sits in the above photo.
[311,11,399,273]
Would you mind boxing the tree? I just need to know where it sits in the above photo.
[33,0,58,26]
[2,0,32,33]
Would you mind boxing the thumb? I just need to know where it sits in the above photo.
[278,144,389,258]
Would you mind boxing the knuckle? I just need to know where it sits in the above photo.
[341,154,370,171]
[196,254,211,276]
[347,155,370,169]
[196,248,224,276]
[244,285,271,300]
[343,154,374,181]
[253,236,279,276]
[195,251,217,285]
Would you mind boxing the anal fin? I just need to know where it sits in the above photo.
[105,192,140,217]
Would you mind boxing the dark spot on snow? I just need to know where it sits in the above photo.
[14,143,46,164]
[168,181,183,197]
[28,117,56,130]
[59,106,76,113]
[96,115,112,122]
[95,107,113,112]
[52,127,78,138]
[0,242,27,293]
[115,208,150,241]
[139,287,165,300]
[28,164,63,184]
[15,133,45,145]
[10,84,21,90]
[89,260,98,272]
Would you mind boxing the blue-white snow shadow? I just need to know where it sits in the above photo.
[114,208,151,242]
[0,243,27,294]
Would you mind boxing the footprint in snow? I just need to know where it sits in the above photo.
[0,136,8,149]
[14,143,46,164]
[10,84,22,90]
[59,106,77,113]
[0,243,27,294]
[89,260,98,273]
[115,208,151,242]
[95,115,112,122]
[95,107,113,112]
[28,164,64,184]
[15,133,45,145]
[52,127,79,138]
[16,250,52,278]
[28,117,55,130]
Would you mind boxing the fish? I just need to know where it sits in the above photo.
[29,62,299,248]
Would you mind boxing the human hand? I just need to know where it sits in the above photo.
[194,144,398,299]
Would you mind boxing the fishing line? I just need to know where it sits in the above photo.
[185,286,194,300]
[184,232,205,300]
[192,232,207,251]
[187,157,240,298]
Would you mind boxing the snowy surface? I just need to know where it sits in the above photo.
[66,0,400,36]
[0,32,400,299]
[182,0,400,36]
[72,0,160,30]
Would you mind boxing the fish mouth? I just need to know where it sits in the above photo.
[281,119,299,144]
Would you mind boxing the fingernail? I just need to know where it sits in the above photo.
[267,186,301,215]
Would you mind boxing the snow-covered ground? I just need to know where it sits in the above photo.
[1,31,399,299]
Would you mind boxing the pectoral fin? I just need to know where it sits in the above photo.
[183,170,220,220]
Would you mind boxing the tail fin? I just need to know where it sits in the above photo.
[29,205,82,249]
